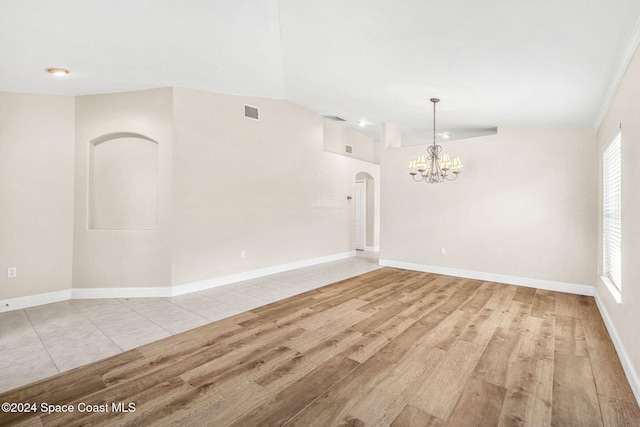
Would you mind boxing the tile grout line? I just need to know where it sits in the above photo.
[164,296,227,326]
[207,287,273,311]
[187,290,247,316]
[117,298,185,337]
[23,308,62,374]
[69,299,127,353]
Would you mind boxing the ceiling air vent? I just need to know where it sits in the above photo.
[324,115,346,122]
[345,145,353,154]
[244,104,260,120]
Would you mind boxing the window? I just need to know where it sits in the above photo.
[602,126,622,302]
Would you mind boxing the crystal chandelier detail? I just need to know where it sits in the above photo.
[408,98,463,183]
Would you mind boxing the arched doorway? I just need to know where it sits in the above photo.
[355,172,375,251]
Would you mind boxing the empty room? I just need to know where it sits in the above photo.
[2,1,640,425]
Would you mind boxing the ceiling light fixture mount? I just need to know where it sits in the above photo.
[408,98,462,183]
[45,68,70,76]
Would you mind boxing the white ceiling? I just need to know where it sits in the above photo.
[2,0,640,144]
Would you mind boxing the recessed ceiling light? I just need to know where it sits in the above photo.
[441,133,451,139]
[45,68,70,76]
[358,120,367,127]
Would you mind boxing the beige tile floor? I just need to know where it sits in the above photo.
[0,252,379,393]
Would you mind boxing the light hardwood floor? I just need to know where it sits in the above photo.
[1,268,638,426]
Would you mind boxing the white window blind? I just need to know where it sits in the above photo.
[603,129,622,293]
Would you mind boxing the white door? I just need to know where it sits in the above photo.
[355,180,366,251]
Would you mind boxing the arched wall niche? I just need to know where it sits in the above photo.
[89,132,159,230]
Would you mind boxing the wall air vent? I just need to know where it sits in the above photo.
[346,145,353,154]
[323,115,346,122]
[244,104,260,120]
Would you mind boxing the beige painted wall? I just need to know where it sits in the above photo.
[373,140,381,165]
[596,43,640,376]
[323,119,377,164]
[171,88,379,286]
[380,126,597,286]
[90,135,159,230]
[73,89,173,288]
[381,122,402,149]
[323,119,380,249]
[0,92,75,299]
[1,87,380,299]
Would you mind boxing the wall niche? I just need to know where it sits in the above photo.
[89,133,159,230]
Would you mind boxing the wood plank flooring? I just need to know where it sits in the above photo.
[1,268,639,426]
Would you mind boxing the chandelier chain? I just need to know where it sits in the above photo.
[429,98,440,148]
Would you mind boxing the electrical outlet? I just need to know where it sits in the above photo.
[440,247,446,255]
[7,267,17,278]
[240,250,246,258]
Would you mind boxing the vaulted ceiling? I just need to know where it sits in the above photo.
[2,0,639,144]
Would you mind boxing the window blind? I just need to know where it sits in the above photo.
[603,130,622,291]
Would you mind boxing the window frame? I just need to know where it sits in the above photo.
[601,125,622,303]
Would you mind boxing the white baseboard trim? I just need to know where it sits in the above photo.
[0,289,72,313]
[593,289,640,405]
[172,251,356,296]
[378,259,594,296]
[0,251,357,311]
[365,246,380,252]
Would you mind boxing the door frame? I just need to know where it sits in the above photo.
[355,179,367,251]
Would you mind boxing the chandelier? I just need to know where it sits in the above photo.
[408,98,463,183]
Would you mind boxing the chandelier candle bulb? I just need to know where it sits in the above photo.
[409,98,462,184]
[416,155,427,172]
[408,160,417,175]
[440,153,452,170]
[451,157,463,170]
